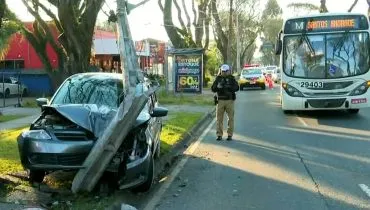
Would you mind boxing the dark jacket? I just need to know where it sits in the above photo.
[211,75,239,100]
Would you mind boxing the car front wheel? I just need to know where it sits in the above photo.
[131,155,154,193]
[28,170,45,183]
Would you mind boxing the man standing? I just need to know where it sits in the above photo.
[211,64,239,141]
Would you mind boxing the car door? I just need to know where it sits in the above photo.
[9,77,20,95]
[4,78,15,95]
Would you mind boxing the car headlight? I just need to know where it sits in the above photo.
[282,83,304,97]
[21,130,51,140]
[349,81,370,96]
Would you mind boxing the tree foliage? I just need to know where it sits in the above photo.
[288,0,360,14]
[158,0,211,49]
[0,1,21,59]
[259,0,282,65]
[204,42,222,76]
[19,0,104,87]
[212,0,261,68]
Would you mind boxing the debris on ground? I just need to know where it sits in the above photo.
[178,179,188,188]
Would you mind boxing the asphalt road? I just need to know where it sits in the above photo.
[144,87,370,210]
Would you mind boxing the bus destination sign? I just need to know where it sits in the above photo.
[284,15,368,34]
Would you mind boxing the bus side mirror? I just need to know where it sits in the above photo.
[275,40,282,55]
[275,31,282,55]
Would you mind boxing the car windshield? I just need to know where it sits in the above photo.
[51,74,124,108]
[283,32,370,79]
[242,69,262,75]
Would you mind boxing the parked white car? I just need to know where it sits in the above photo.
[0,77,28,97]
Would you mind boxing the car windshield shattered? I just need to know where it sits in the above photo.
[51,74,124,108]
[283,32,370,79]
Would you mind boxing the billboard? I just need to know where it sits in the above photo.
[135,40,150,56]
[174,54,203,93]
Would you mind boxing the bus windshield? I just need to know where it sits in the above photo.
[283,32,370,79]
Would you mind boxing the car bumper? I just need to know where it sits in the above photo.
[17,136,94,170]
[281,93,370,110]
[17,134,153,189]
[239,80,265,87]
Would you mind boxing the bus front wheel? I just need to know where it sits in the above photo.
[348,109,359,114]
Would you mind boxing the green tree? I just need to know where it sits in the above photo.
[158,0,211,49]
[212,0,261,68]
[259,0,282,66]
[158,0,212,87]
[0,1,20,59]
[205,42,222,76]
[96,20,116,33]
[288,0,359,14]
[17,0,104,87]
[0,0,5,28]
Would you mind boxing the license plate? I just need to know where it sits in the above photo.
[250,81,256,84]
[299,81,324,89]
[351,98,367,104]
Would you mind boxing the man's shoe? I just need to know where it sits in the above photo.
[216,136,222,141]
[227,136,232,141]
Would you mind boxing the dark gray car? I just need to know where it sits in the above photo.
[17,73,168,192]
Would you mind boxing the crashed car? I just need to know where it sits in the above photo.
[17,73,168,192]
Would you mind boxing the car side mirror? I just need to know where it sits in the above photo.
[36,98,48,107]
[150,107,168,117]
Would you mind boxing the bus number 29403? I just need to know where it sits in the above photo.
[300,82,324,89]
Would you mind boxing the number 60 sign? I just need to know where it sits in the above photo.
[178,75,200,89]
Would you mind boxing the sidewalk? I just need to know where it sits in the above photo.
[0,107,40,131]
[0,115,40,131]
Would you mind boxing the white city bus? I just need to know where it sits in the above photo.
[275,13,370,114]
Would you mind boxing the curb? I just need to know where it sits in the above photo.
[154,106,216,180]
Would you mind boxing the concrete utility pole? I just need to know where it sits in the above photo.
[71,0,150,193]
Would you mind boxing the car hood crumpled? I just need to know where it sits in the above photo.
[41,104,150,138]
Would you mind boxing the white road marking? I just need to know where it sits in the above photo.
[359,184,370,198]
[143,119,216,210]
[295,114,308,127]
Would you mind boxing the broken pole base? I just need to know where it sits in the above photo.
[71,93,148,193]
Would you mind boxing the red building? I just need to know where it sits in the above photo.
[1,22,167,74]
[0,22,59,70]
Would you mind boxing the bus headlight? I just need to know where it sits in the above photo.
[349,81,370,96]
[282,83,304,97]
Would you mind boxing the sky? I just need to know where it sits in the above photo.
[5,0,370,42]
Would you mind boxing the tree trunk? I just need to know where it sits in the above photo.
[320,0,328,13]
[203,54,208,87]
[226,0,234,65]
[348,0,359,12]
[211,0,227,63]
[161,0,187,48]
